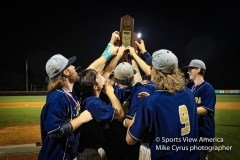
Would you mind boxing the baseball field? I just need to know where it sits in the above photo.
[0,95,239,160]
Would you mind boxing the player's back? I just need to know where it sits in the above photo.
[147,87,199,160]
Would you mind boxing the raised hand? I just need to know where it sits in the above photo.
[109,45,120,56]
[135,39,147,54]
[110,31,120,45]
[126,46,137,56]
[117,45,126,57]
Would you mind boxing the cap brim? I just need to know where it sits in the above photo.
[66,56,76,68]
[182,66,197,71]
[145,57,152,66]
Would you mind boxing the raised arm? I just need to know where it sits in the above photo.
[87,31,120,73]
[131,59,142,84]
[127,46,151,75]
[105,82,125,120]
[87,44,119,72]
[102,45,126,79]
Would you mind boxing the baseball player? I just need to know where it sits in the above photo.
[126,49,200,160]
[102,61,141,160]
[77,68,124,159]
[185,59,216,160]
[38,54,93,160]
[123,45,157,160]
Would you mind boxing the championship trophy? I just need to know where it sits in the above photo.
[115,15,139,63]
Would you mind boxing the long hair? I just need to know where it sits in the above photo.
[152,69,186,94]
[47,74,67,91]
[78,69,98,98]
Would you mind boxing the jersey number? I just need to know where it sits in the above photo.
[179,105,190,136]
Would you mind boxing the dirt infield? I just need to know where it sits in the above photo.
[0,125,41,146]
[0,153,39,160]
[216,102,240,110]
[0,102,45,108]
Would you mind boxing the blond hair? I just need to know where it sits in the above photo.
[152,69,186,94]
[47,74,67,91]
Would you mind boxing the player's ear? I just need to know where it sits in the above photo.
[62,69,70,77]
[93,84,98,91]
[196,67,201,73]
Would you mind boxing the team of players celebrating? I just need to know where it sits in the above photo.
[38,31,216,160]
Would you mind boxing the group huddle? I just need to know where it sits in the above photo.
[38,31,216,160]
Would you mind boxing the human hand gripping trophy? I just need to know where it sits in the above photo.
[114,15,142,63]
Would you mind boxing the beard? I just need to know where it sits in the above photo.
[69,74,79,83]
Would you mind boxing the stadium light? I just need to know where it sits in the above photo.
[137,33,142,39]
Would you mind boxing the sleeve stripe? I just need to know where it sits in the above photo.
[128,129,142,141]
[126,115,134,119]
[111,109,117,122]
[203,106,214,112]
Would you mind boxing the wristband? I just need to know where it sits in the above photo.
[101,43,113,61]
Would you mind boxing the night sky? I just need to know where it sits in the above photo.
[0,1,239,90]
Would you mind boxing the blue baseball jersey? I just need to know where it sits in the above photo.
[38,89,80,160]
[100,85,132,105]
[113,85,132,104]
[102,85,140,160]
[129,88,200,160]
[191,81,216,141]
[78,96,116,149]
[128,81,157,118]
[83,96,116,122]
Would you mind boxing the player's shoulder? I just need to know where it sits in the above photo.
[85,96,101,104]
[202,81,215,92]
[184,87,194,95]
[133,80,155,90]
[47,89,68,101]
[148,89,167,99]
[45,90,71,111]
[133,82,144,88]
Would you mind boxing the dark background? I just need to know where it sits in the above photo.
[0,1,239,90]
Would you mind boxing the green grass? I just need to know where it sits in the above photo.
[210,95,240,159]
[215,109,240,126]
[216,95,240,102]
[209,109,240,160]
[0,96,44,126]
[0,108,42,126]
[0,96,45,102]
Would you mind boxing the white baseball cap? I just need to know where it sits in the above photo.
[45,54,76,79]
[114,62,136,80]
[146,49,178,74]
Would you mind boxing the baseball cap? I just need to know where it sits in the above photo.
[184,59,206,70]
[45,54,76,79]
[114,62,136,80]
[146,49,178,74]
